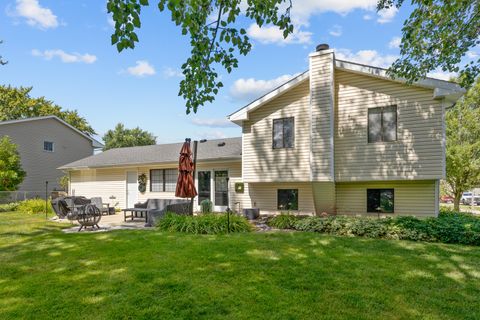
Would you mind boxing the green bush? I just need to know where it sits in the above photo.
[280,212,480,246]
[158,213,251,234]
[200,199,213,214]
[17,199,52,214]
[267,213,300,229]
[0,202,19,212]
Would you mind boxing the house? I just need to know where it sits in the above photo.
[60,45,465,216]
[0,116,103,194]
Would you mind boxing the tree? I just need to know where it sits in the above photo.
[378,0,479,88]
[445,79,480,211]
[0,85,95,136]
[107,0,293,113]
[103,123,156,150]
[0,136,26,191]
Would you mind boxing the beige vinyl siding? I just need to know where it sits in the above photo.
[336,180,437,217]
[70,168,126,208]
[310,52,334,181]
[312,182,335,214]
[334,70,444,181]
[0,118,94,193]
[242,80,311,182]
[246,182,316,215]
[69,160,246,210]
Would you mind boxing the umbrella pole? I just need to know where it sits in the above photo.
[190,140,198,215]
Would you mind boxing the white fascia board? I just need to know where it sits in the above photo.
[228,71,309,124]
[335,60,466,99]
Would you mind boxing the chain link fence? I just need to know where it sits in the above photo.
[0,191,63,204]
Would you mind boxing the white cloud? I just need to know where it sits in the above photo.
[191,118,234,128]
[335,49,398,68]
[388,36,401,49]
[14,0,58,29]
[329,25,342,37]
[467,51,478,59]
[377,7,398,24]
[163,67,183,78]
[285,0,377,27]
[247,24,312,45]
[363,14,373,20]
[126,60,156,77]
[31,49,97,64]
[230,73,299,101]
[196,130,228,140]
[427,70,457,81]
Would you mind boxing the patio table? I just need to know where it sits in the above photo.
[122,208,151,223]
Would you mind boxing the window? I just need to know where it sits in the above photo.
[368,106,397,143]
[273,117,294,148]
[150,169,178,192]
[43,141,54,152]
[277,189,298,210]
[367,189,394,213]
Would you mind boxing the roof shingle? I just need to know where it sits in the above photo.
[59,137,241,169]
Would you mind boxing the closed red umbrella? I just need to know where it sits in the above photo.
[175,139,198,199]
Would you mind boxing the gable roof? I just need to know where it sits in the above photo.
[228,56,466,125]
[0,116,104,148]
[59,137,242,170]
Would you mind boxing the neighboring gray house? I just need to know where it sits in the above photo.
[0,116,103,194]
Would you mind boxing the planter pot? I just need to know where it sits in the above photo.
[243,208,260,220]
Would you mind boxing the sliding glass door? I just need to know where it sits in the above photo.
[196,170,229,211]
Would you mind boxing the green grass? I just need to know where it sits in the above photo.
[1,212,479,320]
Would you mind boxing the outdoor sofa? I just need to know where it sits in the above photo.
[122,199,191,226]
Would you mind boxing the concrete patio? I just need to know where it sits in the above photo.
[52,213,150,233]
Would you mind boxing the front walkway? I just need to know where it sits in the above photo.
[52,213,149,233]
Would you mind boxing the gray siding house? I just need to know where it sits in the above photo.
[0,116,103,194]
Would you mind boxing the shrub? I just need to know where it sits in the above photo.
[200,199,213,214]
[17,199,52,214]
[158,213,251,234]
[267,213,300,229]
[279,212,480,246]
[0,202,19,212]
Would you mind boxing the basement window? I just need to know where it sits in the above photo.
[367,189,394,213]
[277,189,298,210]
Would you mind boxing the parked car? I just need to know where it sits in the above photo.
[461,192,480,205]
[440,195,454,204]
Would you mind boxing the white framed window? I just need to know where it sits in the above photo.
[150,169,178,192]
[44,141,54,152]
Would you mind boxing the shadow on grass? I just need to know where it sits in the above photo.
[0,213,479,319]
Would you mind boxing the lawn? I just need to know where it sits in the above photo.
[1,212,479,320]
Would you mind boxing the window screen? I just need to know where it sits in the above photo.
[368,106,397,143]
[273,117,294,148]
[150,169,177,192]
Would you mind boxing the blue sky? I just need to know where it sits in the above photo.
[0,0,459,143]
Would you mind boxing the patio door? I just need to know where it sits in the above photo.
[126,171,138,208]
[214,171,228,211]
[196,170,229,211]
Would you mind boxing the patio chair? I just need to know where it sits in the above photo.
[91,197,114,215]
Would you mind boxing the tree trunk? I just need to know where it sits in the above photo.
[453,193,462,211]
